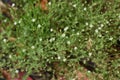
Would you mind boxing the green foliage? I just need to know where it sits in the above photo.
[0,0,120,79]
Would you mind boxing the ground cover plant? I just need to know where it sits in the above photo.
[0,0,120,80]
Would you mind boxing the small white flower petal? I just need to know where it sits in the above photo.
[98,34,102,37]
[74,46,78,50]
[95,29,98,33]
[49,37,55,42]
[14,22,17,25]
[82,29,85,32]
[4,19,7,23]
[83,7,87,11]
[12,3,15,7]
[39,38,42,41]
[50,28,53,32]
[72,29,75,32]
[15,70,19,73]
[109,37,113,41]
[100,24,104,27]
[64,27,69,32]
[73,4,77,8]
[63,58,66,62]
[48,2,51,5]
[85,22,89,26]
[22,49,26,52]
[18,20,22,23]
[98,27,102,30]
[32,19,36,22]
[9,55,12,58]
[90,24,93,28]
[3,39,7,43]
[89,52,92,56]
[37,24,41,28]
[76,32,80,35]
[67,41,70,45]
[58,56,61,59]
[61,33,66,37]
[31,46,35,49]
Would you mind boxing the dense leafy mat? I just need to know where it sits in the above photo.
[0,0,120,79]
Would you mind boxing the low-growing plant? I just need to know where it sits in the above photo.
[0,0,120,79]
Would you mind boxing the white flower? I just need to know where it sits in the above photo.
[49,37,55,42]
[83,7,87,11]
[98,34,102,37]
[14,22,17,25]
[109,37,113,41]
[73,4,77,8]
[72,78,76,80]
[51,57,53,59]
[100,24,104,27]
[109,19,112,21]
[119,15,120,19]
[61,33,66,37]
[58,56,61,59]
[22,49,26,52]
[64,27,69,32]
[98,27,102,30]
[3,39,7,43]
[117,71,119,74]
[106,21,109,24]
[37,24,41,28]
[87,71,91,73]
[63,58,66,62]
[15,70,19,73]
[39,38,42,41]
[85,22,89,26]
[76,32,80,35]
[82,29,85,32]
[67,41,70,45]
[48,2,51,5]
[3,19,7,23]
[106,31,108,33]
[12,3,15,7]
[46,59,49,62]
[9,55,12,58]
[74,46,78,50]
[89,52,92,56]
[90,24,93,28]
[18,19,22,23]
[32,18,36,22]
[52,37,55,41]
[66,36,68,39]
[95,29,98,33]
[31,46,35,49]
[118,36,120,41]
[72,29,75,32]
[50,28,53,32]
